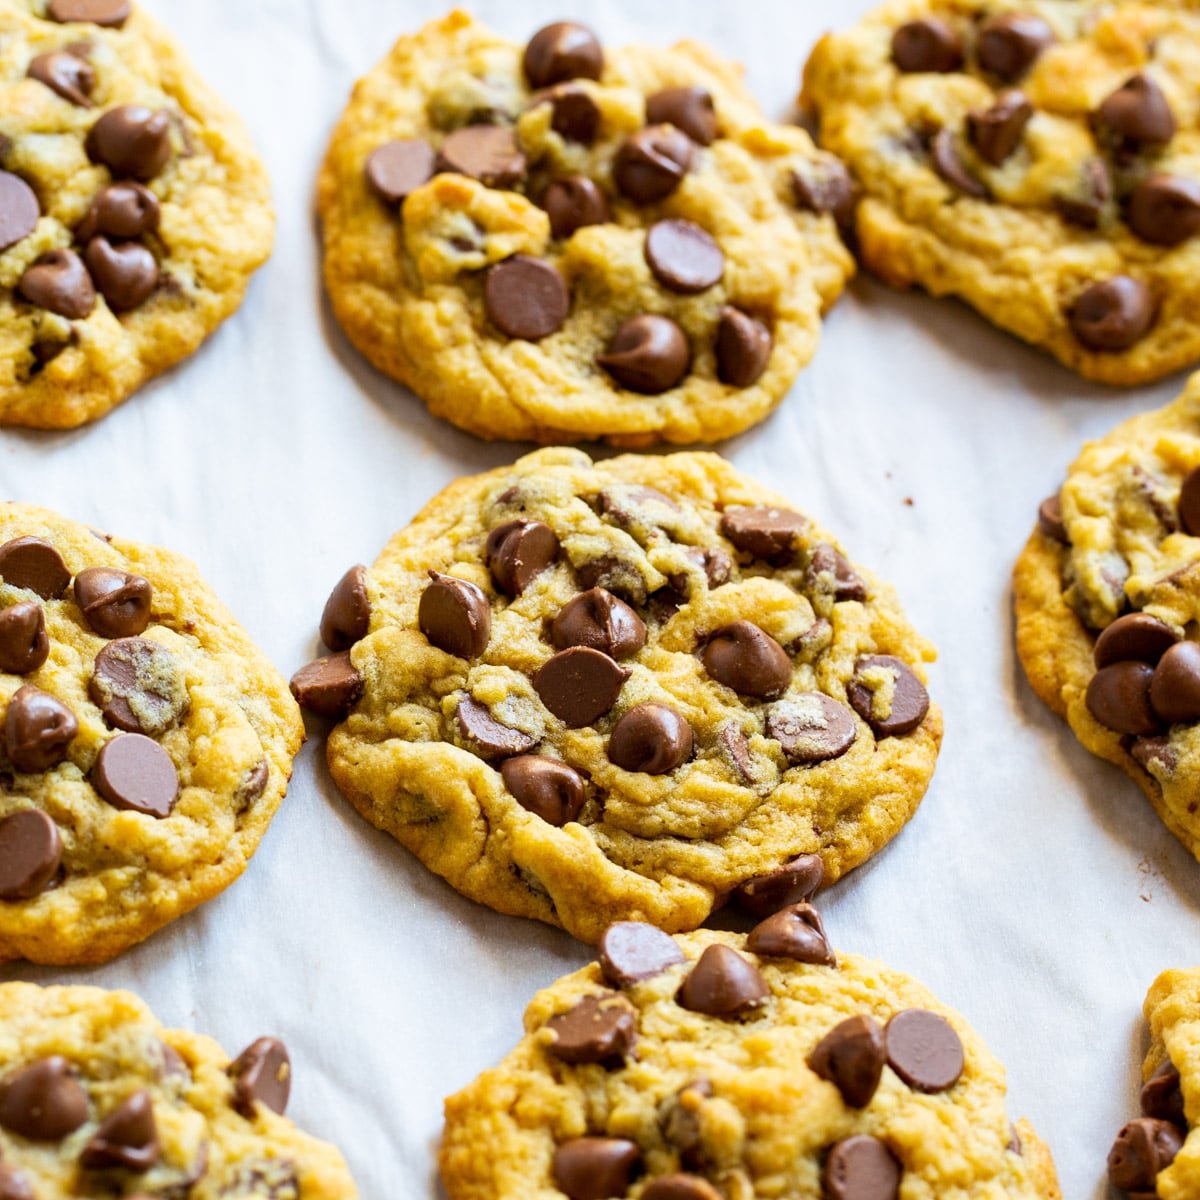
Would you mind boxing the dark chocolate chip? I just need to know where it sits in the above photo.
[1141,1060,1185,1125]
[536,84,601,144]
[90,637,187,735]
[968,90,1032,166]
[892,18,962,72]
[73,567,152,638]
[1056,158,1112,229]
[678,943,768,1017]
[86,106,171,180]
[644,219,723,294]
[1069,276,1155,352]
[47,0,130,25]
[746,902,836,965]
[720,506,805,564]
[437,125,526,188]
[364,139,435,205]
[501,755,585,825]
[700,621,792,699]
[732,853,824,918]
[1037,494,1068,543]
[1150,640,1200,725]
[613,126,694,204]
[0,1057,88,1140]
[806,544,867,602]
[1127,173,1200,247]
[608,703,693,774]
[808,1015,886,1108]
[552,588,646,659]
[599,921,685,987]
[715,307,772,388]
[0,537,70,599]
[552,1138,640,1200]
[1108,1118,1184,1192]
[84,236,158,311]
[486,519,559,596]
[597,314,690,393]
[885,1009,964,1092]
[484,255,569,340]
[455,696,536,760]
[534,646,629,728]
[847,656,929,737]
[6,685,77,773]
[320,565,370,652]
[1094,613,1179,668]
[976,13,1054,81]
[523,22,603,89]
[0,602,47,675]
[18,249,96,320]
[543,175,610,238]
[288,652,362,719]
[931,129,987,198]
[791,158,856,227]
[1181,466,1200,536]
[80,1091,159,1171]
[646,86,717,146]
[823,1135,901,1200]
[545,993,637,1064]
[1087,661,1159,735]
[93,733,178,818]
[229,1038,290,1118]
[0,809,62,900]
[76,182,159,242]
[418,571,491,658]
[27,49,95,106]
[1095,73,1176,149]
[0,173,38,252]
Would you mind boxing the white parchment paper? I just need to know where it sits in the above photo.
[2,2,1196,1195]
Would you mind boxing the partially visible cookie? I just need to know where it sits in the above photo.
[0,0,273,428]
[1014,372,1200,861]
[804,0,1200,385]
[440,918,1061,1200]
[0,502,303,965]
[0,981,357,1198]
[318,10,854,446]
[294,447,941,944]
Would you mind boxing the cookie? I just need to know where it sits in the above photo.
[292,447,942,944]
[1014,373,1200,861]
[440,918,1061,1200]
[317,10,854,446]
[0,981,357,1198]
[0,0,273,429]
[0,502,303,965]
[803,0,1200,385]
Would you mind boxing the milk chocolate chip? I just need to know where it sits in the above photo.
[543,175,610,238]
[418,571,491,658]
[501,755,585,825]
[0,538,70,599]
[968,90,1033,166]
[1095,73,1176,149]
[47,0,130,25]
[599,921,685,987]
[437,126,526,188]
[646,86,717,146]
[76,182,159,242]
[892,18,962,72]
[1108,1118,1183,1192]
[18,250,96,320]
[720,506,805,564]
[534,647,629,727]
[598,314,690,393]
[86,106,172,180]
[28,49,95,107]
[1141,1060,1185,1125]
[365,139,435,205]
[1093,614,1179,669]
[1149,640,1200,725]
[608,704,692,774]
[791,158,856,227]
[0,602,48,675]
[229,1038,291,1118]
[613,126,694,203]
[678,944,767,1017]
[746,902,836,965]
[545,993,637,1064]
[700,621,792,699]
[74,567,152,638]
[885,1009,964,1092]
[1037,494,1068,543]
[976,13,1054,81]
[808,1015,886,1108]
[0,809,62,900]
[93,733,179,819]
[823,1136,901,1200]
[0,173,39,252]
[1127,174,1200,247]
[645,219,723,294]
[552,1138,640,1200]
[289,652,362,719]
[84,236,159,311]
[535,84,601,144]
[931,129,986,198]
[1069,277,1155,352]
[641,1176,721,1200]
[523,22,603,88]
[732,853,824,918]
[484,255,569,340]
[805,544,867,603]
[80,1091,159,1171]
[1087,661,1159,735]
[1181,466,1200,535]
[320,565,370,651]
[715,307,772,387]
[0,1057,88,1140]
[90,637,187,735]
[455,696,536,760]
[486,519,559,596]
[552,588,645,659]
[6,686,76,773]
[847,656,929,737]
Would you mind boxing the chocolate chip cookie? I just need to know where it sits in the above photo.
[0,981,357,1197]
[0,502,303,964]
[292,448,941,943]
[0,0,273,428]
[1014,374,1200,861]
[440,917,1061,1200]
[1107,969,1200,1200]
[803,0,1200,385]
[317,11,854,446]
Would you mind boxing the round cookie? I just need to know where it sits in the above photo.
[440,918,1061,1200]
[0,502,303,965]
[293,447,942,944]
[0,981,357,1198]
[803,0,1200,386]
[0,0,273,429]
[1014,372,1200,862]
[317,10,854,446]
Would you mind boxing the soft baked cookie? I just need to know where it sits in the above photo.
[803,0,1200,385]
[317,11,854,446]
[440,917,1061,1200]
[0,502,303,965]
[291,448,941,944]
[1014,372,1200,861]
[0,0,273,429]
[0,981,357,1198]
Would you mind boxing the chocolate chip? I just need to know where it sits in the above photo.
[552,1138,640,1200]
[73,567,152,639]
[86,106,171,180]
[1094,614,1179,668]
[1181,466,1200,535]
[1086,661,1158,734]
[1149,640,1200,725]
[720,506,805,564]
[546,993,637,1064]
[1037,494,1068,543]
[1056,159,1112,229]
[0,173,38,253]
[1127,173,1200,247]
[437,126,526,188]
[534,646,629,728]
[47,0,130,25]
[1108,1118,1184,1191]
[746,902,836,965]
[418,571,491,658]
[484,255,569,340]
[678,943,767,1017]
[229,1038,290,1118]
[1095,73,1175,149]
[543,175,610,238]
[84,236,159,312]
[18,249,96,320]
[714,308,772,388]
[598,314,690,393]
[501,755,585,825]
[0,1057,88,1140]
[1131,734,1176,777]
[608,704,692,774]
[791,158,856,227]
[320,565,370,651]
[642,1176,722,1200]
[808,1015,886,1108]
[732,853,824,918]
[847,656,929,738]
[93,734,178,819]
[536,84,601,144]
[661,1078,712,1167]
[0,537,70,599]
[892,18,962,72]
[552,588,646,659]
[646,86,717,146]
[967,90,1033,166]
[599,921,686,987]
[0,809,62,900]
[455,696,536,760]
[365,139,435,205]
[90,637,187,735]
[80,1091,159,1171]
[1141,1061,1185,1125]
[700,621,792,699]
[613,126,694,204]
[931,129,987,198]
[0,1164,33,1200]
[289,652,362,719]
[823,1135,901,1200]
[885,1009,964,1092]
[6,685,77,773]
[1069,277,1154,351]
[236,759,270,811]
[27,49,95,106]
[486,519,559,596]
[76,181,160,242]
[976,13,1054,81]
[644,219,723,294]
[0,603,47,675]
[523,22,603,89]
[806,544,867,603]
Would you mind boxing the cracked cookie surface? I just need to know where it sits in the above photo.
[317,10,854,446]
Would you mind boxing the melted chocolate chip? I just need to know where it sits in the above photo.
[1095,74,1176,150]
[484,255,569,340]
[968,90,1033,166]
[700,621,792,699]
[678,944,767,1017]
[90,637,187,735]
[18,250,96,320]
[1056,159,1112,229]
[931,129,987,198]
[805,544,867,603]
[1087,661,1159,735]
[0,173,38,252]
[80,1091,159,1171]
[93,733,179,819]
[1108,1118,1184,1192]
[715,308,772,388]
[552,588,645,659]
[1149,640,1200,725]
[1093,614,1179,669]
[455,696,536,760]
[1127,173,1200,247]
[823,1135,901,1200]
[885,1009,964,1092]
[598,314,690,393]
[6,685,76,773]
[892,18,962,72]
[808,1015,886,1108]
[746,902,836,965]
[536,84,601,144]
[84,236,158,312]
[437,126,526,188]
[976,13,1054,81]
[608,703,693,774]
[1069,277,1155,352]
[418,571,491,658]
[0,537,70,599]
[76,182,159,242]
[74,567,152,638]
[0,602,47,675]
[613,126,694,203]
[289,652,362,719]
[486,519,559,596]
[523,22,603,89]
[47,0,130,25]
[732,853,824,918]
[552,1138,640,1200]
[534,646,629,728]
[599,921,685,987]
[847,656,929,737]
[86,106,171,180]
[365,139,435,205]
[28,49,95,106]
[644,219,723,294]
[543,175,610,238]
[229,1038,291,1118]
[320,565,370,651]
[0,809,62,900]
[501,755,585,825]
[546,993,637,1064]
[719,506,805,564]
[0,1057,88,1140]
[646,86,717,146]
